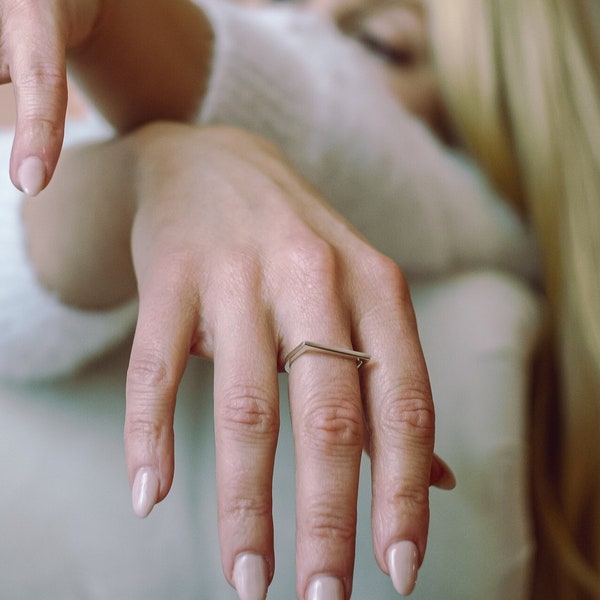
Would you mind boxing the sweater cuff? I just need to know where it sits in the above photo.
[194,0,372,179]
[0,182,138,381]
[191,1,539,281]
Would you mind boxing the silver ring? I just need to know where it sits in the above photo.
[284,341,371,373]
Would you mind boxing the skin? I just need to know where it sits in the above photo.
[0,0,212,193]
[2,0,453,596]
[0,0,444,194]
[23,122,442,597]
[300,0,451,141]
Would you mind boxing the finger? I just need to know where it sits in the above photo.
[125,264,197,518]
[355,258,435,596]
[366,437,454,491]
[288,341,363,600]
[4,2,68,194]
[212,277,279,600]
[365,434,455,490]
[430,453,456,491]
[281,247,363,600]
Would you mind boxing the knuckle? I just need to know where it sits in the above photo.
[151,247,194,277]
[223,491,272,522]
[137,249,197,299]
[301,399,363,450]
[124,416,171,449]
[219,384,279,439]
[124,418,173,480]
[218,249,262,293]
[162,253,195,291]
[17,110,64,145]
[387,483,430,516]
[304,502,357,544]
[355,255,415,329]
[370,255,411,304]
[16,64,64,92]
[378,385,435,439]
[127,353,178,395]
[286,235,339,286]
[14,65,66,126]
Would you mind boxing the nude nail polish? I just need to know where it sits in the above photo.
[233,553,269,600]
[386,541,419,596]
[18,156,45,196]
[131,467,159,518]
[306,576,344,600]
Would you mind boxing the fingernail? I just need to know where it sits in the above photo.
[233,553,269,600]
[306,575,344,600]
[386,541,419,596]
[18,156,46,196]
[131,467,159,518]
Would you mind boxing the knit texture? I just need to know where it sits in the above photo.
[0,1,539,379]
[0,122,138,381]
[197,0,539,280]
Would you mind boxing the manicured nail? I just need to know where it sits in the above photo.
[131,467,159,518]
[233,553,269,600]
[18,156,46,196]
[386,541,419,596]
[306,575,344,600]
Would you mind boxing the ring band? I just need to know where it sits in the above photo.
[284,340,371,373]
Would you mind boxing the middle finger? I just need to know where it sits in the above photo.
[280,248,364,600]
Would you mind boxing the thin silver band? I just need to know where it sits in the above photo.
[284,341,371,374]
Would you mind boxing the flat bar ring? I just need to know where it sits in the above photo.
[284,341,371,374]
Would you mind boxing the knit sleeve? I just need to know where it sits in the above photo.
[194,1,540,282]
[0,119,138,382]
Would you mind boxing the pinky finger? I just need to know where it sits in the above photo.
[429,454,456,491]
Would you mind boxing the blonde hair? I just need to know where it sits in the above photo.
[425,1,600,597]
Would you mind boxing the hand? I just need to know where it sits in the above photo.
[25,121,451,598]
[0,0,100,194]
[0,0,211,196]
[124,122,438,598]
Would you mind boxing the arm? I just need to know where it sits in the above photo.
[0,126,137,381]
[68,0,213,131]
[5,0,538,286]
[23,128,137,311]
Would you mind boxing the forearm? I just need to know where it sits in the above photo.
[68,0,213,132]
[23,134,138,310]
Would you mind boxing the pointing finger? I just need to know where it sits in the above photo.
[4,1,68,194]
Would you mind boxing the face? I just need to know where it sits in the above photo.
[302,0,450,141]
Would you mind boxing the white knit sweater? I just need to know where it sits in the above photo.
[0,0,538,380]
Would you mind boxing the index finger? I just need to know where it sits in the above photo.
[355,258,435,596]
[4,1,68,195]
